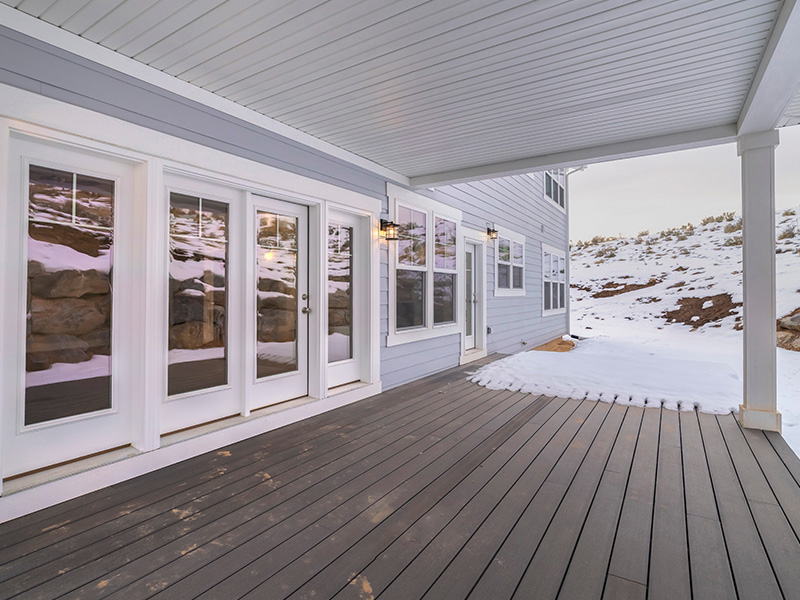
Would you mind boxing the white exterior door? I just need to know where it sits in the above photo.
[248,195,309,408]
[465,243,477,350]
[1,133,138,477]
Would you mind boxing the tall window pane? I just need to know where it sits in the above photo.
[396,270,425,329]
[434,217,456,270]
[328,224,353,363]
[168,193,228,395]
[26,165,114,425]
[397,206,426,267]
[465,251,473,337]
[434,273,456,324]
[256,211,298,378]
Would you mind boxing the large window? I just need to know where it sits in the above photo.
[494,227,525,297]
[543,244,567,314]
[388,185,462,346]
[545,170,565,209]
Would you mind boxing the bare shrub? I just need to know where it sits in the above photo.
[724,218,742,233]
[778,225,796,240]
[723,236,742,246]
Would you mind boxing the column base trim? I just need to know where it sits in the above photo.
[738,404,782,432]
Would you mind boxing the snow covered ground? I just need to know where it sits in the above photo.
[472,207,800,455]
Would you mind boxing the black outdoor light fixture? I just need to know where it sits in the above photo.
[486,225,498,240]
[381,219,399,241]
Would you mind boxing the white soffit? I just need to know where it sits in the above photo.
[1,0,795,184]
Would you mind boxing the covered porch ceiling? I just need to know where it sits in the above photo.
[2,0,800,187]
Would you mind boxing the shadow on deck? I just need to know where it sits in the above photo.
[1,356,799,599]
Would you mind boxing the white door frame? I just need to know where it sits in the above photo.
[460,228,488,364]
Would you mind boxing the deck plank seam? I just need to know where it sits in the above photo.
[694,409,738,600]
[599,402,648,600]
[714,414,785,600]
[644,407,664,598]
[678,406,693,600]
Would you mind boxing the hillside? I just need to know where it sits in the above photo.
[470,206,800,455]
[570,207,800,344]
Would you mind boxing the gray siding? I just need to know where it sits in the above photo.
[0,26,387,202]
[380,174,569,388]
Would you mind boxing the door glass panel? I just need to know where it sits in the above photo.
[465,250,473,338]
[256,210,298,378]
[328,224,353,363]
[168,193,228,396]
[26,165,114,425]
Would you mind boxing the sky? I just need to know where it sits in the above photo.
[568,125,800,242]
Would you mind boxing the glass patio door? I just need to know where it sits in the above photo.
[250,195,309,407]
[2,136,135,477]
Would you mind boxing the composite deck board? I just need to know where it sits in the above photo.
[1,361,800,600]
[1,380,489,598]
[0,377,479,577]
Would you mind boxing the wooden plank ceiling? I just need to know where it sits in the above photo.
[1,0,794,180]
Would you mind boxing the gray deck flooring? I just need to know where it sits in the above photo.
[1,356,800,599]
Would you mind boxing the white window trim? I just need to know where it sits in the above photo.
[542,242,567,316]
[387,184,462,347]
[494,226,526,297]
[544,170,567,213]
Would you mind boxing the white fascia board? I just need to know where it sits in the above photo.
[738,0,800,135]
[408,125,738,188]
[0,4,409,187]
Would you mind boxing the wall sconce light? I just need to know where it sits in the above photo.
[486,225,498,240]
[381,219,399,241]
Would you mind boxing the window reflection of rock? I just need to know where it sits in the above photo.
[168,194,228,396]
[25,165,115,425]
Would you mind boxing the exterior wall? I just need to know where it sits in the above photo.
[380,174,569,389]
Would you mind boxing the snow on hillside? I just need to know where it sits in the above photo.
[472,207,800,454]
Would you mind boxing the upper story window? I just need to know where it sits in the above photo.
[388,184,462,347]
[494,226,525,297]
[545,169,565,209]
[542,243,566,315]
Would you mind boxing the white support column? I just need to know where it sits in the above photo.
[738,130,781,432]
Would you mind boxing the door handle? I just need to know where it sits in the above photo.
[302,306,311,314]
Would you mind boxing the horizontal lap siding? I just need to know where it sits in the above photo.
[0,27,387,201]
[381,174,569,386]
[432,174,569,355]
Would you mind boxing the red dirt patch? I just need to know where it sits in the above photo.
[663,294,741,330]
[592,278,662,299]
[531,337,575,352]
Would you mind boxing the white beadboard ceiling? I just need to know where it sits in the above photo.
[3,0,800,185]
